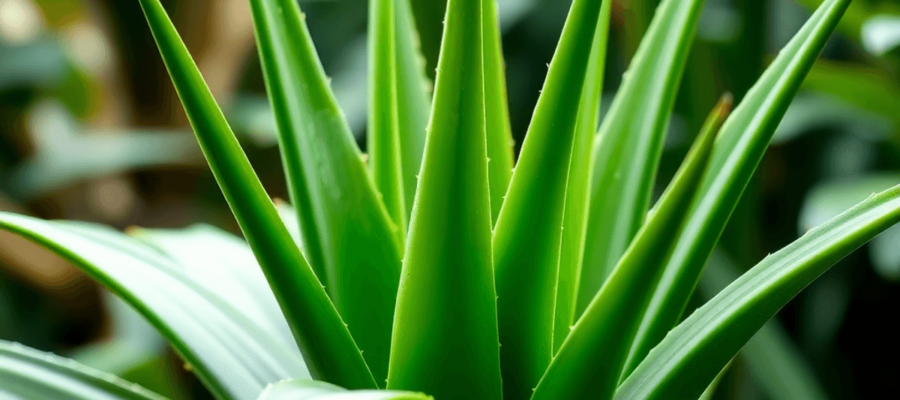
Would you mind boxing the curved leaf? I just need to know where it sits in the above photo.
[0,214,308,400]
[491,0,608,396]
[139,0,376,389]
[577,0,707,314]
[616,184,900,399]
[624,0,852,376]
[259,380,431,400]
[532,97,727,400]
[482,0,515,223]
[386,0,502,398]
[0,341,165,400]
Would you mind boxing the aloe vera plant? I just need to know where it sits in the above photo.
[0,0,889,399]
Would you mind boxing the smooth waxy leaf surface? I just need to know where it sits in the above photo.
[0,214,308,400]
[533,97,728,400]
[616,184,900,400]
[259,380,431,400]
[577,0,707,314]
[387,0,502,398]
[0,341,165,400]
[139,0,376,389]
[553,0,611,353]
[482,0,515,222]
[491,0,608,396]
[625,0,852,376]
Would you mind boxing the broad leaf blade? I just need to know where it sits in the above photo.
[491,0,608,396]
[369,0,408,242]
[616,184,900,400]
[0,214,308,400]
[532,98,728,400]
[0,341,165,400]
[577,0,707,314]
[387,0,502,398]
[482,0,515,223]
[625,0,852,376]
[259,380,431,400]
[247,0,402,384]
[138,0,376,389]
[553,0,612,353]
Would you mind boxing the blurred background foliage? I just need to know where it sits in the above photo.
[0,0,898,399]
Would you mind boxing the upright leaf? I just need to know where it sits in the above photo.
[577,0,707,314]
[623,0,852,376]
[0,341,164,400]
[553,0,612,353]
[138,0,376,389]
[387,0,502,398]
[248,0,403,383]
[369,0,407,242]
[482,0,516,222]
[394,0,433,219]
[532,98,728,400]
[0,215,308,400]
[259,380,431,400]
[616,184,900,399]
[491,0,608,396]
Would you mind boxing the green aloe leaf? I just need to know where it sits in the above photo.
[369,0,407,242]
[247,0,404,383]
[482,0,516,222]
[387,0,502,398]
[138,0,376,389]
[553,0,612,353]
[0,341,165,400]
[532,97,729,400]
[491,0,607,396]
[577,0,707,314]
[0,215,308,400]
[394,0,433,220]
[259,380,431,400]
[616,184,900,400]
[624,0,852,377]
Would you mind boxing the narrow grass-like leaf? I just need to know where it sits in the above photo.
[387,0,502,398]
[138,0,376,389]
[247,0,403,383]
[577,0,707,314]
[532,97,728,400]
[259,380,431,400]
[700,251,829,400]
[369,0,407,242]
[616,184,900,400]
[394,0,433,219]
[553,0,612,353]
[623,0,851,377]
[697,364,730,400]
[0,215,308,400]
[482,0,516,222]
[491,0,608,396]
[0,341,164,400]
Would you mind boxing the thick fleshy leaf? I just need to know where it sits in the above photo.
[0,341,164,400]
[394,0,433,220]
[387,0,502,398]
[532,97,728,400]
[624,0,852,376]
[0,214,308,400]
[552,0,612,353]
[700,251,829,400]
[616,184,900,400]
[259,380,431,400]
[577,0,707,314]
[138,0,376,389]
[482,0,515,223]
[369,0,407,242]
[491,0,607,396]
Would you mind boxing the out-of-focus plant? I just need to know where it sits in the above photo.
[0,0,895,399]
